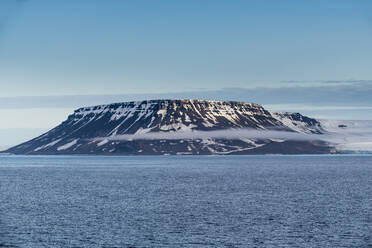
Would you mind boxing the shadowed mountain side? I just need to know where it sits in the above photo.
[5,99,332,155]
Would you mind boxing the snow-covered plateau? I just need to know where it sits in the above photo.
[3,99,371,155]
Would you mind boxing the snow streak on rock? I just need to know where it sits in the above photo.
[5,99,332,155]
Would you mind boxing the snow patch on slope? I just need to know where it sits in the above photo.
[34,138,62,152]
[57,139,79,151]
[272,112,323,134]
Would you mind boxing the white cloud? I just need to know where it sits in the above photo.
[93,129,321,141]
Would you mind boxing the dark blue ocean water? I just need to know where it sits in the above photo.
[0,155,371,248]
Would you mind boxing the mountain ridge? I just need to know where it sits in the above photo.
[5,99,332,155]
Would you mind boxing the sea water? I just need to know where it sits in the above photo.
[0,155,371,247]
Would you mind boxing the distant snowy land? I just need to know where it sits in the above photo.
[319,119,372,153]
[3,99,372,155]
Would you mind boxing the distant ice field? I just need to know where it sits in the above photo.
[320,119,372,152]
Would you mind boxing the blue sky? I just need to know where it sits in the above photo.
[1,0,372,148]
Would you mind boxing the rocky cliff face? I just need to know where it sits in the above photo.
[5,99,331,155]
[272,112,324,134]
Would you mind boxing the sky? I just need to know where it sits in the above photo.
[1,0,372,149]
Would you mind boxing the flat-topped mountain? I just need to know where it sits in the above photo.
[5,99,332,155]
